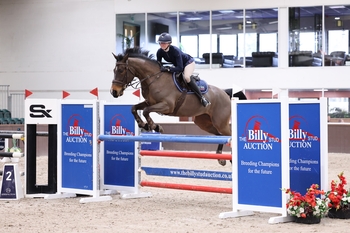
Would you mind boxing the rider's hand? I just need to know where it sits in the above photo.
[160,66,171,72]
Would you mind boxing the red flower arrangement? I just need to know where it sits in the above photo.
[284,184,328,218]
[325,172,350,210]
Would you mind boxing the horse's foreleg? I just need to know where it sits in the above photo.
[142,102,170,133]
[131,101,150,131]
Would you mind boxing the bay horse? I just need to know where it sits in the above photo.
[110,47,247,166]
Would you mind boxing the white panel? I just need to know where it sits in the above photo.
[24,99,59,124]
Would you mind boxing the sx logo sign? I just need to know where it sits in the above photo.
[29,104,52,118]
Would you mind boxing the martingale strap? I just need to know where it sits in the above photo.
[172,89,187,115]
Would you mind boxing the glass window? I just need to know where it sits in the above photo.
[212,9,243,68]
[328,30,349,53]
[325,5,350,67]
[246,8,278,68]
[146,12,178,58]
[244,32,257,58]
[179,11,210,60]
[198,34,217,58]
[299,32,316,51]
[259,33,277,52]
[288,6,322,67]
[180,35,198,57]
[115,13,145,55]
[329,98,349,113]
[219,35,237,55]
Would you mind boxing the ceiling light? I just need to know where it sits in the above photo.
[168,12,184,15]
[218,10,235,14]
[186,17,202,20]
[336,20,343,27]
[329,5,345,9]
[252,22,257,29]
[313,89,328,92]
[216,26,232,30]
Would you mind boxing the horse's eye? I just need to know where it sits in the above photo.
[117,68,123,73]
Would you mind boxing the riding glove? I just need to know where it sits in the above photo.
[160,66,171,72]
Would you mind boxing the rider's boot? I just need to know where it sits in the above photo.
[187,78,211,107]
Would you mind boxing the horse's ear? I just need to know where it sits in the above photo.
[112,52,118,60]
[122,53,129,62]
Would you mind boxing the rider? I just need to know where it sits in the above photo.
[156,32,210,107]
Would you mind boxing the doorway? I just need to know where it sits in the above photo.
[122,22,140,49]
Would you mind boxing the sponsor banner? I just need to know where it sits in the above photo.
[289,103,321,192]
[237,102,282,207]
[61,104,94,190]
[24,99,59,124]
[142,167,232,181]
[103,105,136,187]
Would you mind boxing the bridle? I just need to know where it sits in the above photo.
[112,60,163,90]
[112,61,137,87]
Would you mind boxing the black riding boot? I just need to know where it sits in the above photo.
[188,78,211,107]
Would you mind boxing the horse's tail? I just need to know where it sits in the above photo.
[223,89,247,100]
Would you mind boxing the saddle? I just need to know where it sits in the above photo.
[172,73,209,94]
[170,72,209,115]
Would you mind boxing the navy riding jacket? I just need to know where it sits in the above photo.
[156,45,194,73]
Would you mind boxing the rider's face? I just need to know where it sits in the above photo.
[159,42,170,50]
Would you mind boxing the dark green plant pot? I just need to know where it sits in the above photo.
[328,208,350,219]
[294,215,321,224]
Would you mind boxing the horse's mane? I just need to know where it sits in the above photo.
[116,47,160,67]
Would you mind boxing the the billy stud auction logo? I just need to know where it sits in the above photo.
[63,114,92,143]
[289,115,319,148]
[106,114,134,136]
[239,115,280,150]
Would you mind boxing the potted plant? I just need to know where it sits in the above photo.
[284,184,329,224]
[117,32,139,50]
[325,172,350,219]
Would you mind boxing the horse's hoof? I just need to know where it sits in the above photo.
[154,124,160,132]
[143,123,149,131]
[153,124,164,133]
[218,159,226,166]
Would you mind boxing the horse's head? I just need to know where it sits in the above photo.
[111,47,161,98]
[111,52,135,98]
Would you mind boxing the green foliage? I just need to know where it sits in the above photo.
[329,111,350,118]
[117,31,139,49]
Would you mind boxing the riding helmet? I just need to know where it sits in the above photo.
[158,33,172,43]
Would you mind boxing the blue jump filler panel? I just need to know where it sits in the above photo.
[61,104,94,191]
[236,102,283,208]
[102,104,136,188]
[289,103,321,193]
